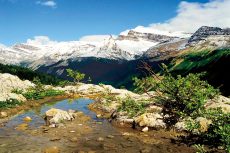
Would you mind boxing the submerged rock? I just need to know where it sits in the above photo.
[43,146,60,153]
[23,116,32,122]
[97,137,104,142]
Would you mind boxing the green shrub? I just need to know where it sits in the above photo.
[134,63,227,151]
[193,144,206,153]
[187,108,230,153]
[16,77,65,100]
[118,98,146,118]
[0,99,22,109]
[134,64,219,126]
[133,76,158,94]
[23,89,64,100]
[11,88,23,94]
[58,80,71,87]
[66,68,85,84]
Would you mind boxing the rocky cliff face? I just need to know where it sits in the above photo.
[143,38,188,60]
[143,26,230,60]
[188,26,230,45]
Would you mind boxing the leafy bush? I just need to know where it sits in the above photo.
[66,68,85,84]
[118,97,146,117]
[133,76,158,94]
[11,88,23,94]
[133,63,228,152]
[58,80,71,87]
[23,89,64,100]
[193,144,206,153]
[187,108,230,152]
[0,99,22,109]
[134,64,219,126]
[13,77,64,100]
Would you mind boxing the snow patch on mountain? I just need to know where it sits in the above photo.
[120,26,192,38]
[0,26,195,66]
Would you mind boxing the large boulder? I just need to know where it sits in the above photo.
[0,73,33,93]
[0,73,33,101]
[45,108,76,126]
[134,113,166,129]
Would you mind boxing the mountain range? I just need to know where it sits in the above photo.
[0,26,230,95]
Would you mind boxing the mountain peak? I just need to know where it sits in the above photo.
[188,26,230,44]
[120,26,192,39]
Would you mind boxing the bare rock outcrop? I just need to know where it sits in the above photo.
[0,73,33,101]
[45,108,77,126]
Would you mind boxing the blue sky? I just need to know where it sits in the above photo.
[1,0,229,45]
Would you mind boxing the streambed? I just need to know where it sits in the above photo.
[0,98,194,153]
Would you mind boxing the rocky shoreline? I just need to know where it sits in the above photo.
[1,73,229,135]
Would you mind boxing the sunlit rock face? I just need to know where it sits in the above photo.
[0,73,34,101]
[188,26,230,46]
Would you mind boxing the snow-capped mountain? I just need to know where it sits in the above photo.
[0,28,190,66]
[144,26,230,60]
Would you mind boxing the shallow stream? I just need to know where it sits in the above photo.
[0,98,194,153]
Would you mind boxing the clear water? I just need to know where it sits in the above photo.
[1,98,100,130]
[0,98,194,153]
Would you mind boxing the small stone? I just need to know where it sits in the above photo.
[218,146,224,150]
[85,138,90,141]
[106,135,114,139]
[50,137,61,141]
[96,114,102,118]
[49,124,56,128]
[43,146,60,153]
[0,112,7,118]
[142,127,149,132]
[97,137,104,142]
[140,147,152,153]
[103,143,116,150]
[57,123,65,128]
[122,132,130,136]
[43,127,49,133]
[69,130,76,133]
[69,137,78,142]
[23,116,32,122]
[16,123,28,131]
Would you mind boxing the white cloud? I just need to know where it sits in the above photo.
[0,43,7,48]
[124,0,230,34]
[26,36,57,46]
[36,0,57,8]
[79,35,117,43]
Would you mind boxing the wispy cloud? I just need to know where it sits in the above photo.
[150,0,230,32]
[26,36,57,45]
[36,0,57,8]
[122,0,230,33]
[0,0,57,8]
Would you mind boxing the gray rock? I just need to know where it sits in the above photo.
[188,26,230,45]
